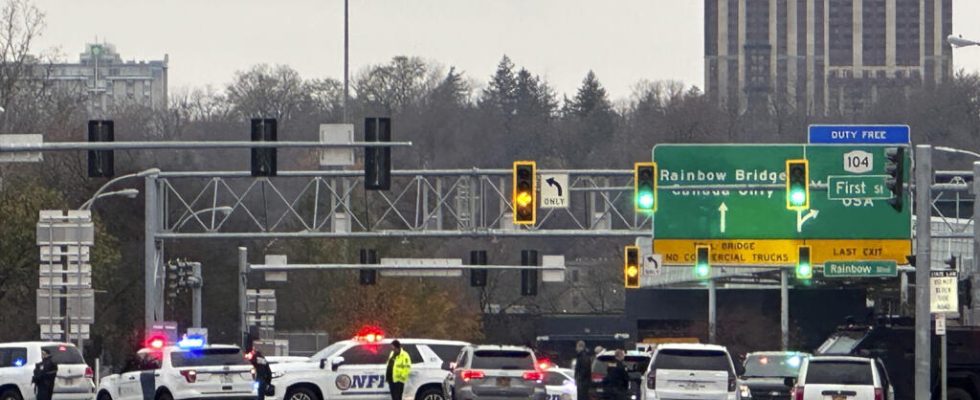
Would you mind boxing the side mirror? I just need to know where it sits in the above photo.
[331,357,346,372]
[319,359,326,370]
[784,377,797,387]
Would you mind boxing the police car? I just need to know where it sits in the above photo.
[270,336,468,400]
[542,368,576,400]
[95,339,256,400]
[0,342,95,400]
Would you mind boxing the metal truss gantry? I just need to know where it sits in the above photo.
[143,168,651,331]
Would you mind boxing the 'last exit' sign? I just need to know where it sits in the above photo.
[808,125,910,145]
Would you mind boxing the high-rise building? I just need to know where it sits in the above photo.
[705,0,952,115]
[40,43,168,116]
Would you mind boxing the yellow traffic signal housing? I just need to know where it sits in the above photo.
[624,245,640,288]
[513,161,537,225]
[694,245,710,279]
[634,162,658,213]
[796,245,813,279]
[786,159,809,210]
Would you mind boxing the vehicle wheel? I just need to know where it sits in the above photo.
[0,389,23,400]
[286,387,318,400]
[417,387,445,400]
[97,391,113,400]
[156,390,173,400]
[948,388,972,400]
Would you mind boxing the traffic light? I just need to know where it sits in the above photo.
[520,249,538,296]
[513,161,537,225]
[634,162,657,213]
[87,120,114,178]
[885,147,905,212]
[796,245,813,279]
[359,249,378,285]
[785,159,809,210]
[694,245,710,279]
[624,245,640,288]
[250,118,277,177]
[364,117,392,190]
[470,250,488,287]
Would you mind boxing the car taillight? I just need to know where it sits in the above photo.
[646,372,656,389]
[85,367,94,379]
[523,371,543,381]
[461,370,485,382]
[180,370,197,383]
[728,375,736,392]
[874,388,883,400]
[592,372,604,383]
[792,386,804,400]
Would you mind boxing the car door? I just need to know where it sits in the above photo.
[0,347,31,400]
[116,355,149,400]
[332,343,395,400]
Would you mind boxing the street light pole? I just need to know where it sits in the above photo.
[78,189,139,210]
[343,0,349,124]
[172,206,234,231]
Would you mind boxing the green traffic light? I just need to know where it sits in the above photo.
[796,263,812,279]
[638,191,655,209]
[790,188,806,206]
[694,263,710,278]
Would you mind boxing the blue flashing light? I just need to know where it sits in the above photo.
[177,335,206,349]
[13,358,25,367]
[787,355,801,368]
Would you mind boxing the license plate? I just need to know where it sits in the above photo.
[60,378,76,385]
[833,396,847,400]
[221,375,233,384]
[683,382,699,390]
[496,377,511,387]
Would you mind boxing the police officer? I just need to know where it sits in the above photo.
[574,341,592,400]
[249,349,273,400]
[385,340,412,400]
[601,350,629,400]
[32,349,58,400]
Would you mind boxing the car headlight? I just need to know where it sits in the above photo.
[739,385,752,399]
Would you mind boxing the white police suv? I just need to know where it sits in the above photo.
[95,341,256,400]
[0,342,95,400]
[270,337,468,400]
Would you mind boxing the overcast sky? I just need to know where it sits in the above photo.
[31,0,980,101]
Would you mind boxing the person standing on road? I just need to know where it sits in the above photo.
[249,349,273,400]
[601,350,629,400]
[32,349,58,400]
[385,340,412,400]
[574,341,593,400]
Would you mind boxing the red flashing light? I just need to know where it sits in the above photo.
[759,357,769,365]
[354,326,385,343]
[147,336,166,350]
[58,346,67,351]
[537,359,552,370]
[461,370,485,382]
[522,371,543,381]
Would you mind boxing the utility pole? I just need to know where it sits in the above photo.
[914,145,932,400]
[343,0,349,124]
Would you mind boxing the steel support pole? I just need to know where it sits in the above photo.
[144,175,158,335]
[708,279,717,343]
[941,328,947,400]
[915,145,933,400]
[191,263,202,328]
[238,247,247,348]
[972,161,980,325]
[781,268,789,350]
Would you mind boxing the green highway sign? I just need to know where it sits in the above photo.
[823,260,898,278]
[827,175,890,200]
[652,144,911,240]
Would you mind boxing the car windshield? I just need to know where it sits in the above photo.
[592,355,652,375]
[312,342,349,361]
[743,354,805,377]
[652,349,732,372]
[805,360,873,385]
[472,350,534,370]
[41,345,84,365]
[171,348,249,367]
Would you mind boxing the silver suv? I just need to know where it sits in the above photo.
[445,345,547,400]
